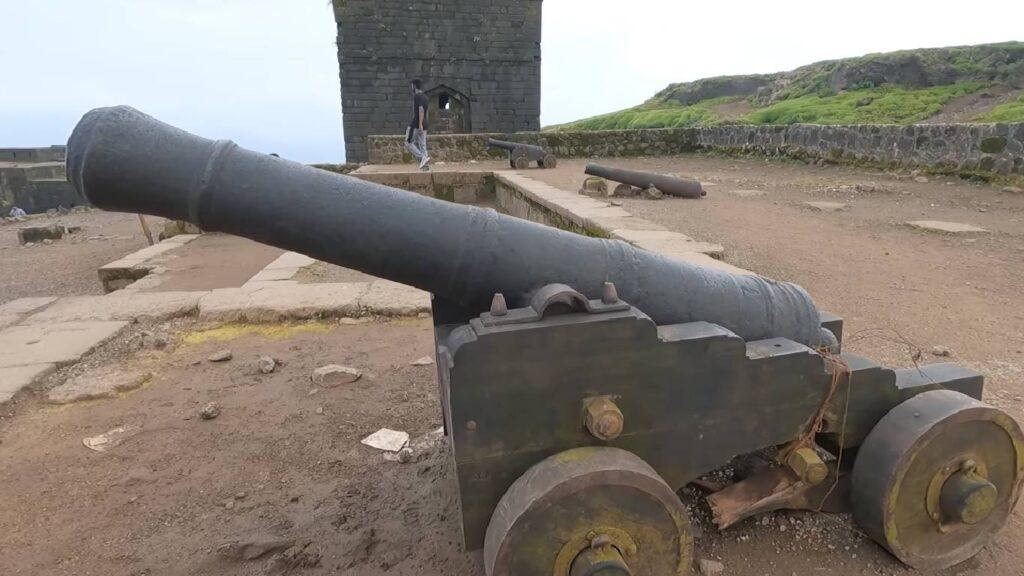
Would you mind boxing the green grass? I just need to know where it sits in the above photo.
[974,93,1024,123]
[551,84,986,131]
[548,96,738,131]
[743,84,983,125]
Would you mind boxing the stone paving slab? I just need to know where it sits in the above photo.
[264,252,317,271]
[610,229,725,259]
[98,234,200,292]
[803,201,848,212]
[0,297,58,316]
[0,321,127,368]
[499,173,744,270]
[22,292,206,324]
[0,364,57,402]
[906,220,989,234]
[199,283,369,322]
[356,280,431,316]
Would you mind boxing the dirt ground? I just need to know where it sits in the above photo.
[2,154,1024,575]
[0,211,160,305]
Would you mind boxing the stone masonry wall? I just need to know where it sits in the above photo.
[333,1,542,163]
[367,123,1024,180]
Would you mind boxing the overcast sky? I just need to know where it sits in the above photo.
[1,1,1021,162]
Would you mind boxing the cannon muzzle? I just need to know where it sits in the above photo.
[68,106,829,347]
[585,163,706,199]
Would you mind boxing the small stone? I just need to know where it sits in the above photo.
[578,176,609,197]
[397,447,414,463]
[208,349,233,362]
[258,356,277,374]
[411,356,434,366]
[225,500,235,510]
[199,402,221,420]
[417,312,431,319]
[914,176,929,183]
[731,189,766,198]
[338,317,364,325]
[315,406,324,415]
[609,200,623,207]
[235,492,247,500]
[698,558,725,576]
[640,186,664,200]
[1001,186,1023,195]
[311,364,362,386]
[803,201,848,212]
[931,345,953,357]
[42,238,53,245]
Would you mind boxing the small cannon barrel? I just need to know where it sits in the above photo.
[486,138,518,151]
[585,164,706,199]
[68,106,828,347]
[486,138,545,155]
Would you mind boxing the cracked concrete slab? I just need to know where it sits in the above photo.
[22,292,205,324]
[0,321,127,368]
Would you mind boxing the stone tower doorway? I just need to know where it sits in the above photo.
[425,85,471,134]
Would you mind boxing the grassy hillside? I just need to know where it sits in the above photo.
[550,42,1024,131]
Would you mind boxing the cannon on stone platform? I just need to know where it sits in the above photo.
[487,138,556,169]
[69,106,1024,575]
[586,163,706,199]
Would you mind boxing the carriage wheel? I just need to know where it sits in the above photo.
[852,390,1024,570]
[484,447,693,576]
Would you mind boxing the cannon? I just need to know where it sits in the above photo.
[487,138,556,169]
[69,107,1024,575]
[586,163,707,199]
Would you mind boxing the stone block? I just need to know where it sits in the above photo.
[0,364,57,402]
[23,292,205,324]
[906,221,989,234]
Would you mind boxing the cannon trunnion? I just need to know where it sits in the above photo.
[68,107,1024,575]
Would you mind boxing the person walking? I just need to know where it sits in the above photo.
[406,79,430,171]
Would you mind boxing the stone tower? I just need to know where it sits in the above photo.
[332,1,543,162]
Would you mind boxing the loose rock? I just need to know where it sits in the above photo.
[397,447,414,463]
[411,356,435,366]
[361,428,409,452]
[208,349,233,362]
[640,186,664,200]
[258,356,277,374]
[311,364,362,386]
[914,176,929,183]
[931,345,953,357]
[578,176,609,197]
[199,402,222,420]
[699,558,725,576]
[48,370,152,404]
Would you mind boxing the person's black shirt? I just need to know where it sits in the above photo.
[410,93,429,130]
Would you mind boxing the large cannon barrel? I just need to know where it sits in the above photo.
[585,163,706,199]
[68,106,828,347]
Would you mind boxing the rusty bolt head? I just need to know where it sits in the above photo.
[585,397,624,441]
